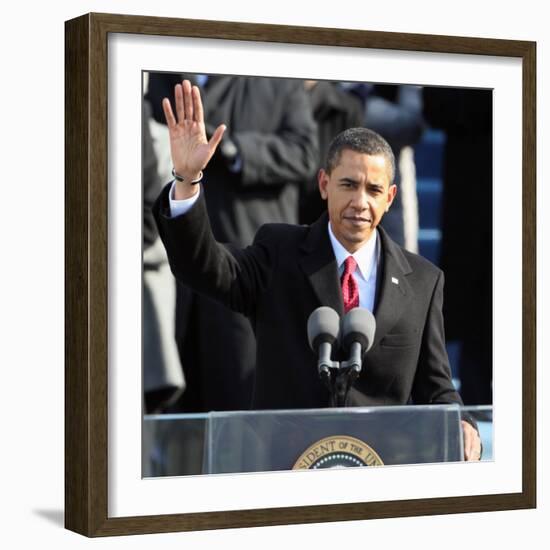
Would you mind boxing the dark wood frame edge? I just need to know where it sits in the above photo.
[64,12,537,538]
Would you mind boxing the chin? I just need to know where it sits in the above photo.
[342,234,366,250]
[350,229,370,241]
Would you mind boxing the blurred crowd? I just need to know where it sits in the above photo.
[142,72,492,415]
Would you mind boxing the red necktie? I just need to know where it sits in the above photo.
[341,256,359,313]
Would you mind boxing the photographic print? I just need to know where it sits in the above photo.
[65,13,535,536]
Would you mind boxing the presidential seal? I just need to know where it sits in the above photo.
[292,435,384,470]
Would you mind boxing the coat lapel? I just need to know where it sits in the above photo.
[299,213,345,317]
[372,227,415,347]
[298,220,415,342]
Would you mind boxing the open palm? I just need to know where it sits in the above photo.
[162,80,225,180]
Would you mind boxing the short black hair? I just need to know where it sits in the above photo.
[324,127,395,182]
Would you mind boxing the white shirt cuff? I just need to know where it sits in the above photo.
[168,180,201,217]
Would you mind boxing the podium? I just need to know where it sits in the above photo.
[143,404,488,477]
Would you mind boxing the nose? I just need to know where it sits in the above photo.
[349,189,369,211]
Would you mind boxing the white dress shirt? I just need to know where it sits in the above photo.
[327,222,379,312]
[168,181,379,311]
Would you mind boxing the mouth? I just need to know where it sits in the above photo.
[344,216,371,227]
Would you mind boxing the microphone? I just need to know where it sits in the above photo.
[307,307,340,379]
[340,308,376,373]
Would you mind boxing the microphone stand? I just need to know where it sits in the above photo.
[335,342,363,407]
[317,342,362,407]
[317,342,339,406]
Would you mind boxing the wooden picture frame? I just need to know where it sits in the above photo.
[65,12,536,537]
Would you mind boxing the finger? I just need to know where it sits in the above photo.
[162,98,177,129]
[208,124,226,154]
[472,434,482,460]
[462,421,473,460]
[465,434,473,460]
[466,440,480,461]
[192,85,204,123]
[175,83,185,124]
[182,79,193,122]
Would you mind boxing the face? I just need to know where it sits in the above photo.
[318,149,396,253]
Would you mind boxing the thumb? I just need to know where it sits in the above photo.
[208,124,226,154]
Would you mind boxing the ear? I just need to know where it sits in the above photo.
[386,184,397,211]
[318,169,329,200]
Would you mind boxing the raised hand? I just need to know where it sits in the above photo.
[162,79,225,198]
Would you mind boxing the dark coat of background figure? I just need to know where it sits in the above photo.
[423,87,493,405]
[143,100,162,250]
[148,74,318,412]
[347,84,425,248]
[153,188,466,412]
[143,99,168,411]
[299,81,364,225]
[143,99,186,413]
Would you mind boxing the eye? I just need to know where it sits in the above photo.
[340,180,356,189]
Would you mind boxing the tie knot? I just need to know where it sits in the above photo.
[343,256,357,276]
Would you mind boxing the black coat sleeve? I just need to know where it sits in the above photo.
[411,271,478,430]
[411,271,463,405]
[152,184,277,317]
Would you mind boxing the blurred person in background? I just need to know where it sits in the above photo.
[142,89,185,414]
[299,80,364,225]
[146,73,318,412]
[342,83,425,252]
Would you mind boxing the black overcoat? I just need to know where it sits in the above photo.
[154,185,464,411]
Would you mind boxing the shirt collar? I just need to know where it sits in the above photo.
[327,221,379,281]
